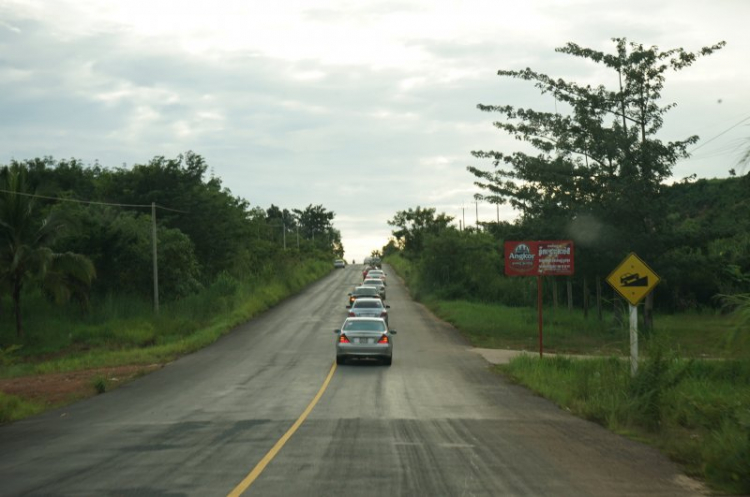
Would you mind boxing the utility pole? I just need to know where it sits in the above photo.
[462,206,465,231]
[497,203,499,223]
[296,225,300,249]
[475,200,479,227]
[283,222,286,250]
[151,202,159,313]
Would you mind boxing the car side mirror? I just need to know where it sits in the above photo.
[347,293,352,296]
[345,305,351,309]
[390,330,397,334]
[385,305,391,308]
[333,329,340,333]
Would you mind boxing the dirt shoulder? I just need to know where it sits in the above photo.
[0,364,163,408]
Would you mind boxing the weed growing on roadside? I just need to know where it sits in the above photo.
[629,344,693,431]
[92,376,107,394]
[0,392,43,423]
[0,344,22,367]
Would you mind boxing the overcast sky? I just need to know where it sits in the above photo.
[1,0,748,261]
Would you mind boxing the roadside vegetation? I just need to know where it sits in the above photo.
[388,254,750,494]
[0,153,341,422]
[502,354,750,495]
[382,38,749,494]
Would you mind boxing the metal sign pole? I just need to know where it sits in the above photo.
[538,275,543,358]
[629,304,638,376]
[606,252,660,377]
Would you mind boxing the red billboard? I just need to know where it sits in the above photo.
[504,240,574,276]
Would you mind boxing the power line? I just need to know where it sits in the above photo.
[688,114,750,154]
[0,188,187,213]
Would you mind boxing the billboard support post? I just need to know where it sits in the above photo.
[504,241,574,359]
[537,275,543,358]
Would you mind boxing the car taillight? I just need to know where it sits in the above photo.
[377,335,389,344]
[380,311,387,317]
[339,334,350,343]
[348,311,355,317]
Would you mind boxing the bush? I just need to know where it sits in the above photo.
[628,346,692,431]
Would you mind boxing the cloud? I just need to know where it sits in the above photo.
[1,0,749,260]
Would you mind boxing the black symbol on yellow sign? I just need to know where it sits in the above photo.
[620,273,648,287]
[606,253,660,306]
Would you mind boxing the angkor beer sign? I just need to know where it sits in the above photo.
[504,240,575,276]
[504,240,575,358]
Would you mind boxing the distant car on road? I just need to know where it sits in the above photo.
[365,269,386,284]
[334,317,396,366]
[348,285,382,305]
[334,259,346,269]
[361,278,386,300]
[346,297,390,325]
[362,265,376,279]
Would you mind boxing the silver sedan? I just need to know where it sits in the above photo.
[346,297,390,325]
[334,317,397,366]
[366,269,386,284]
[361,278,386,300]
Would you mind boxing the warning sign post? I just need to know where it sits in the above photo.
[606,253,661,376]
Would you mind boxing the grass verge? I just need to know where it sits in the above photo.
[498,354,750,494]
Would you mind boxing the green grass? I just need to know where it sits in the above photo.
[425,299,750,359]
[498,354,750,494]
[427,299,629,355]
[0,392,44,423]
[0,258,332,379]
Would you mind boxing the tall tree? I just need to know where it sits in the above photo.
[0,166,95,337]
[293,204,335,244]
[468,38,726,272]
[95,152,254,278]
[387,206,454,256]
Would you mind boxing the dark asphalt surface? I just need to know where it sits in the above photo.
[0,265,704,496]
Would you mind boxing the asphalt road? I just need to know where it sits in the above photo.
[0,265,704,496]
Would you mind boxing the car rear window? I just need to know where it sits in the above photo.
[353,301,382,309]
[354,288,377,295]
[363,280,382,285]
[343,320,386,331]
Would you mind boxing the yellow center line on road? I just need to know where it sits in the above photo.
[227,362,337,497]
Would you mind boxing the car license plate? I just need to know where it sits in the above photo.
[357,337,371,344]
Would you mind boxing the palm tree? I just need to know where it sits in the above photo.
[0,165,96,338]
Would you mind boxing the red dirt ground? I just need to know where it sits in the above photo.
[0,365,163,407]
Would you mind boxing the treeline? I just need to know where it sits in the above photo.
[382,38,749,316]
[383,173,750,313]
[0,152,341,336]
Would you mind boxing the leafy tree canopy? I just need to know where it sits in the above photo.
[468,37,725,274]
[387,206,454,256]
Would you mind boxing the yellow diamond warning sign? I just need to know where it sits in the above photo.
[606,253,660,306]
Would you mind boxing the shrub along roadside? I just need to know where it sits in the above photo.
[0,257,332,422]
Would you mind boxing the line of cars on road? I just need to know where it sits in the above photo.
[334,262,397,366]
